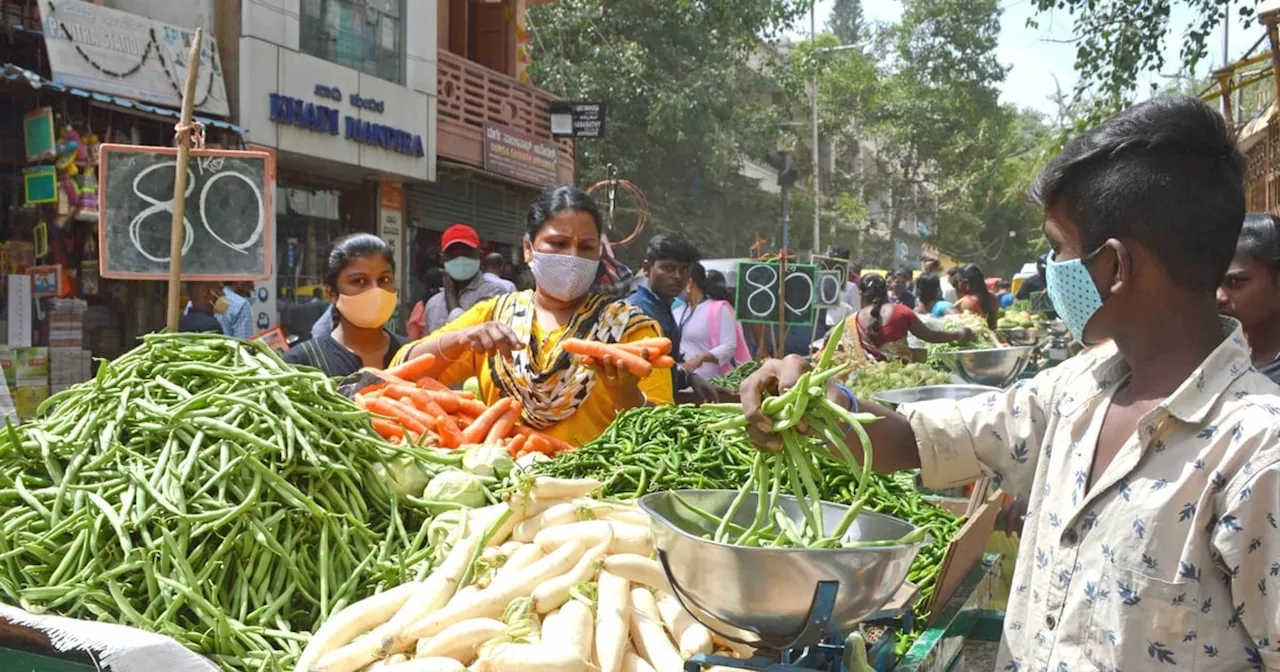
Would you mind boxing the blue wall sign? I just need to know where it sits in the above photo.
[268,92,424,158]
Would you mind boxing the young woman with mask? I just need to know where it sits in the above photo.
[1218,212,1280,384]
[392,185,673,447]
[951,264,999,330]
[849,273,973,362]
[674,264,750,380]
[285,234,406,377]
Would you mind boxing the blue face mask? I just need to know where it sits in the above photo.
[1045,246,1106,342]
[444,256,480,282]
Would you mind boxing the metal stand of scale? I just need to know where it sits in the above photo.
[680,582,894,672]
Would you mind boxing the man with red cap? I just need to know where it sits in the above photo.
[424,223,510,335]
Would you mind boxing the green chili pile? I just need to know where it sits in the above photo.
[710,360,763,391]
[0,333,449,671]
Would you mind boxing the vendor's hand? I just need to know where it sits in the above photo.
[997,497,1028,534]
[739,355,813,451]
[687,373,720,403]
[957,327,975,341]
[443,274,461,310]
[592,352,645,407]
[444,322,523,359]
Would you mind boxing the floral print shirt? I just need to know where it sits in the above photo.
[902,320,1280,671]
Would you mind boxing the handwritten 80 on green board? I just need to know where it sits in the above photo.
[734,261,817,325]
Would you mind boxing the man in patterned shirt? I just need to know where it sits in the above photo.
[741,96,1280,670]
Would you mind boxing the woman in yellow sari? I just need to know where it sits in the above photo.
[392,186,672,447]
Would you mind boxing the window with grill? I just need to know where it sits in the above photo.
[299,0,404,85]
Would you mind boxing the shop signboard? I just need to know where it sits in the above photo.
[549,101,607,138]
[97,145,275,280]
[734,261,817,325]
[483,121,559,187]
[36,0,230,117]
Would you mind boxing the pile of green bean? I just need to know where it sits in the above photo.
[710,359,763,391]
[0,333,451,671]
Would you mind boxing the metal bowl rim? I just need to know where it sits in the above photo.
[639,489,932,554]
[934,346,1036,356]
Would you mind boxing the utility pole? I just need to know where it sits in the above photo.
[1222,12,1230,119]
[811,2,821,256]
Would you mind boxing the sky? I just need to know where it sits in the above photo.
[797,0,1265,115]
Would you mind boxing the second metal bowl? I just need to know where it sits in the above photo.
[933,346,1034,388]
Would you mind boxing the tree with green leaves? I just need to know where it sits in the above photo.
[1027,0,1255,119]
[828,0,864,45]
[525,0,810,261]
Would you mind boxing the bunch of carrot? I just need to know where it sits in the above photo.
[354,354,572,458]
[560,337,675,378]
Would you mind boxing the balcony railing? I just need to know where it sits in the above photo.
[436,49,574,184]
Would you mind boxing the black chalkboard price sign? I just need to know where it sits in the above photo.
[811,255,850,309]
[735,261,817,325]
[97,145,275,280]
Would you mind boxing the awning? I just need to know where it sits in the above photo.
[2,63,246,136]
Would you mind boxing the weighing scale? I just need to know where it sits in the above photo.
[639,490,929,672]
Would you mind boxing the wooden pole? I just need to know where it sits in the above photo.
[165,28,204,332]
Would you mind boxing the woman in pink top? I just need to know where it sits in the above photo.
[674,264,750,380]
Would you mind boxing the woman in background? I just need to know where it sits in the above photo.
[850,274,972,362]
[915,273,953,318]
[1218,212,1280,384]
[675,264,750,380]
[285,234,406,377]
[391,185,672,447]
[951,264,999,330]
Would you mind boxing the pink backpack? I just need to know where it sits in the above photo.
[707,300,751,376]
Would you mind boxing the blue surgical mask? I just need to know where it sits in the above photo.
[444,256,480,282]
[1045,247,1106,342]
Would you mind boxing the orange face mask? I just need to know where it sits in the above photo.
[336,288,397,328]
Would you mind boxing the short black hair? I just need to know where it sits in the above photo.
[527,185,602,239]
[324,233,394,289]
[998,280,1011,290]
[645,233,700,264]
[1236,213,1280,277]
[829,246,851,260]
[1029,96,1244,293]
[916,273,942,305]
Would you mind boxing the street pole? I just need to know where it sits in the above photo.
[1222,14,1230,118]
[811,3,821,256]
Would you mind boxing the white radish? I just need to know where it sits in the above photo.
[368,660,388,671]
[629,589,683,672]
[555,599,596,665]
[512,502,581,542]
[595,511,651,527]
[382,658,467,672]
[414,618,507,662]
[479,642,598,671]
[594,571,630,672]
[535,521,652,556]
[401,541,587,644]
[498,541,525,556]
[387,655,409,665]
[655,592,712,659]
[492,545,545,586]
[525,477,603,501]
[601,555,672,595]
[294,582,420,672]
[532,537,612,613]
[619,651,656,672]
